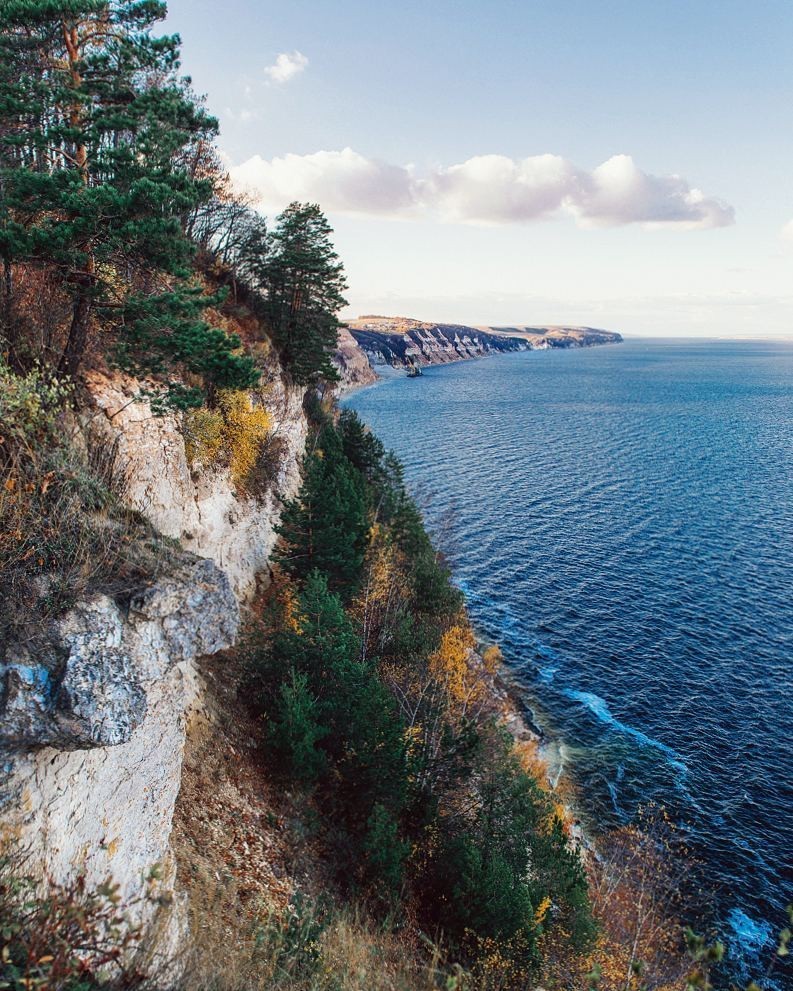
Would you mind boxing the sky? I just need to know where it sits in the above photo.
[165,0,793,338]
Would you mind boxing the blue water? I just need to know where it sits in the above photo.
[344,339,793,984]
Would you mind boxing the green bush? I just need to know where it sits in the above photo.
[270,668,327,784]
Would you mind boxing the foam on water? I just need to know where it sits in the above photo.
[563,688,689,775]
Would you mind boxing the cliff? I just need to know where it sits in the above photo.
[345,315,530,371]
[342,315,622,377]
[0,370,308,948]
[333,325,379,394]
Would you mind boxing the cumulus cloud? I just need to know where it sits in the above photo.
[264,51,308,84]
[569,155,734,230]
[420,154,581,223]
[230,148,733,230]
[780,219,793,240]
[232,148,414,216]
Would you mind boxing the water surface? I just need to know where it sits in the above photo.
[344,339,793,983]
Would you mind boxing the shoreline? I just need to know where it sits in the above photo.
[336,332,624,397]
[339,359,601,857]
[486,653,597,859]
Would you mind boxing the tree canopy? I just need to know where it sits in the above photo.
[0,0,257,401]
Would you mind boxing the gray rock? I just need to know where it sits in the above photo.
[0,557,238,757]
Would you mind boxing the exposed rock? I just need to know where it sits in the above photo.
[333,325,379,394]
[0,557,237,760]
[346,315,530,370]
[342,315,622,374]
[81,371,307,602]
[0,372,307,952]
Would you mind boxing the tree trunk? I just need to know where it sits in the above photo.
[0,257,21,370]
[58,290,92,378]
[57,16,94,379]
[2,257,11,328]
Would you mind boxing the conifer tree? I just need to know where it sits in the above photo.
[259,202,348,385]
[275,423,368,592]
[0,0,257,400]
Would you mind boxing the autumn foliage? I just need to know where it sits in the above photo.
[246,408,594,987]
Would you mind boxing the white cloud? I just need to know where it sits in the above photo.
[780,219,793,240]
[569,155,734,230]
[419,154,580,223]
[232,148,414,216]
[231,148,734,230]
[264,51,309,85]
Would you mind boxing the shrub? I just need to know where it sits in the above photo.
[269,667,327,784]
[218,390,273,486]
[0,361,169,637]
[183,390,273,490]
[184,407,225,467]
[362,803,410,898]
[0,857,146,991]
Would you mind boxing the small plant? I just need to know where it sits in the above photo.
[183,390,273,490]
[183,407,225,467]
[0,857,146,991]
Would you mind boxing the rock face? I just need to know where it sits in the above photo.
[82,372,307,601]
[0,372,307,947]
[343,315,622,373]
[346,316,530,369]
[333,326,379,394]
[0,557,238,937]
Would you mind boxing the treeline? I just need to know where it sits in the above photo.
[0,1,345,405]
[247,404,594,987]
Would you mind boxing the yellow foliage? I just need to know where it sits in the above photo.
[183,408,224,467]
[514,737,549,787]
[218,390,272,485]
[184,391,272,489]
[428,623,476,705]
[481,644,503,674]
[534,895,552,928]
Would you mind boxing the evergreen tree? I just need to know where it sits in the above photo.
[275,423,368,592]
[0,0,257,400]
[259,202,348,385]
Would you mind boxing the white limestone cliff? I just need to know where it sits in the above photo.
[0,372,308,947]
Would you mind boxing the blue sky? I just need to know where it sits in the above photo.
[165,0,793,337]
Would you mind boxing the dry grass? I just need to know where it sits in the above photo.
[0,361,172,642]
[171,649,466,991]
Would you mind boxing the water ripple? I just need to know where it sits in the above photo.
[346,339,793,983]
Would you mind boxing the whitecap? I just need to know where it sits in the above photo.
[564,688,689,775]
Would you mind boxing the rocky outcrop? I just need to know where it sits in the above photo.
[82,372,307,602]
[334,326,379,394]
[346,316,530,370]
[0,556,238,942]
[0,372,308,949]
[343,315,621,373]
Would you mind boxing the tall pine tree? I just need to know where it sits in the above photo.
[0,0,257,401]
[258,202,348,385]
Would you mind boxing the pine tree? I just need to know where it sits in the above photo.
[274,423,368,593]
[259,202,348,385]
[0,0,257,400]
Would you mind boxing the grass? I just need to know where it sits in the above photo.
[0,360,173,643]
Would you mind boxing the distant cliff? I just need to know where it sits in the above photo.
[342,315,621,378]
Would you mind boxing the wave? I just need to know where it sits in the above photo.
[563,689,689,775]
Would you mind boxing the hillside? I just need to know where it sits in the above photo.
[344,315,621,376]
